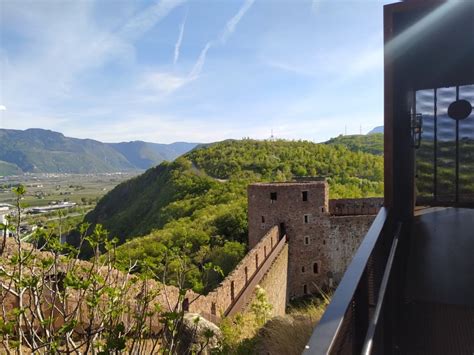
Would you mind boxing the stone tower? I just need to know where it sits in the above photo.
[248,179,376,298]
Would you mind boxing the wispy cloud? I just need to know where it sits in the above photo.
[189,42,213,80]
[141,72,188,93]
[0,106,6,111]
[220,0,256,43]
[119,0,186,40]
[188,0,256,80]
[174,10,188,65]
[138,0,256,97]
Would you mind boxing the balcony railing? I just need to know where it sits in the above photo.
[303,208,403,354]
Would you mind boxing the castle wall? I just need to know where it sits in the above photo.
[329,198,384,216]
[189,226,281,319]
[326,215,375,281]
[248,181,379,299]
[248,243,289,317]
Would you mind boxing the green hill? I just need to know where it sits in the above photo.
[325,133,383,155]
[0,128,198,174]
[0,160,23,176]
[83,139,383,291]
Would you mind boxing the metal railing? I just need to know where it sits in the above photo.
[303,207,402,355]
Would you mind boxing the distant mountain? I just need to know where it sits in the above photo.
[368,126,384,134]
[0,128,199,175]
[110,141,198,170]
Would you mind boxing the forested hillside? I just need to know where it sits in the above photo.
[325,133,383,155]
[84,139,383,292]
[0,128,198,174]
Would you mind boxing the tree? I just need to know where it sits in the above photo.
[0,185,219,354]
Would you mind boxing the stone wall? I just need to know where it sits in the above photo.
[248,243,289,317]
[329,198,384,216]
[189,226,281,319]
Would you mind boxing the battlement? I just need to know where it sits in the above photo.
[188,225,287,322]
[329,197,384,216]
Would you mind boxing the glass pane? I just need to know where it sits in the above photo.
[458,85,474,203]
[415,89,435,204]
[436,87,457,203]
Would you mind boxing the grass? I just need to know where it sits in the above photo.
[219,293,329,354]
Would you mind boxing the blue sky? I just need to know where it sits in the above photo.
[0,0,394,143]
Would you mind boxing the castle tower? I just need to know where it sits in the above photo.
[248,179,330,298]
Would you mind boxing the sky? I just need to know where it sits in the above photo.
[0,0,395,144]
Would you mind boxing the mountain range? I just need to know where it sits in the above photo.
[0,128,198,175]
[0,127,383,175]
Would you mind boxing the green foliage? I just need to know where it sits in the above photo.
[1,191,211,354]
[325,133,384,156]
[82,139,383,292]
[251,286,273,327]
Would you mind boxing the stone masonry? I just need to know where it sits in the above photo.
[248,180,383,298]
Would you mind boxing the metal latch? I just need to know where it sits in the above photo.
[411,113,423,149]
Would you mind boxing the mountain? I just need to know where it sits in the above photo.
[368,126,384,134]
[87,138,384,240]
[110,141,198,170]
[325,133,383,155]
[0,128,198,175]
[82,139,383,290]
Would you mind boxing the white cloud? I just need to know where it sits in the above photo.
[263,42,382,84]
[139,0,257,100]
[188,42,214,80]
[174,10,188,65]
[220,0,256,43]
[0,106,6,111]
[188,0,256,80]
[119,0,186,40]
[1,0,186,111]
[141,72,189,93]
